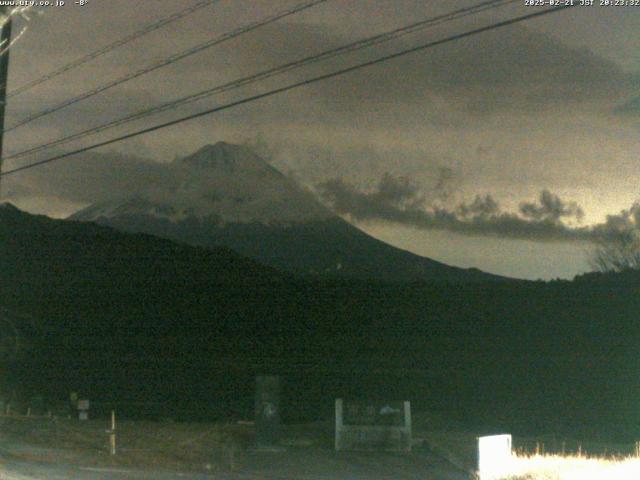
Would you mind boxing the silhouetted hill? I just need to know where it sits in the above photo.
[573,268,640,285]
[1,202,283,288]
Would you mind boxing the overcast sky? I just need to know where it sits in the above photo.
[1,0,639,280]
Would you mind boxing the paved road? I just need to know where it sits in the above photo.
[0,458,219,479]
[0,445,471,479]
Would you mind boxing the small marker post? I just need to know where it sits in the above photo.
[108,410,117,456]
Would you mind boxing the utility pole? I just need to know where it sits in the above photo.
[0,6,12,200]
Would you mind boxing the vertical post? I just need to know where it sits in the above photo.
[334,398,343,451]
[0,6,11,199]
[403,400,412,452]
[109,410,117,456]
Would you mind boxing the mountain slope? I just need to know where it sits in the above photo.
[1,201,282,289]
[70,142,506,283]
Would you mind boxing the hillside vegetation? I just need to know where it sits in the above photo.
[2,204,638,441]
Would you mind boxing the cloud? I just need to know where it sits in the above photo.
[6,8,637,204]
[519,190,584,223]
[318,174,616,243]
[3,151,177,207]
[593,203,640,238]
[456,194,499,219]
[227,20,639,118]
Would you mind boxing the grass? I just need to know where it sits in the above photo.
[420,423,640,480]
[0,415,250,474]
[497,452,640,479]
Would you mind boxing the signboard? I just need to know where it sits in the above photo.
[335,399,411,451]
[77,399,90,421]
[477,434,513,480]
[343,401,405,426]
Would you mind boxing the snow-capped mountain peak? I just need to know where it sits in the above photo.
[72,142,331,225]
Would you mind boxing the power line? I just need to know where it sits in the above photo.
[5,0,220,99]
[4,0,517,162]
[3,0,329,133]
[0,5,575,178]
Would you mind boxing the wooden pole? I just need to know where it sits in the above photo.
[109,410,116,456]
[0,7,12,199]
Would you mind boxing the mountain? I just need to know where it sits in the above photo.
[0,201,283,290]
[70,142,505,283]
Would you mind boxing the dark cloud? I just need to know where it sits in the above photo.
[6,3,637,181]
[456,194,499,219]
[4,151,177,205]
[592,203,640,239]
[433,166,456,201]
[588,203,640,272]
[318,174,622,243]
[519,190,584,223]
[228,20,639,117]
[20,7,629,138]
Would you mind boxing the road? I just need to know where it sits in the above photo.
[0,443,471,479]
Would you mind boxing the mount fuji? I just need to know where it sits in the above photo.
[70,142,505,283]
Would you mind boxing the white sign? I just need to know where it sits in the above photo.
[478,434,513,480]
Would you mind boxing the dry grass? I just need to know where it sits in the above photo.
[0,415,250,474]
[497,453,640,480]
[422,427,640,480]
